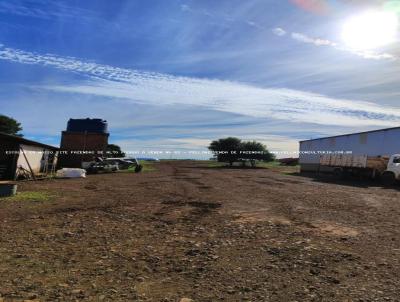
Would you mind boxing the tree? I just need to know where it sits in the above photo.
[106,144,126,158]
[0,115,23,136]
[208,138,275,167]
[208,137,242,166]
[239,140,275,167]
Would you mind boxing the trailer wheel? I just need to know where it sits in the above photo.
[382,172,396,186]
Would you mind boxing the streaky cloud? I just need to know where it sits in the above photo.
[291,32,335,46]
[272,27,287,36]
[1,43,400,128]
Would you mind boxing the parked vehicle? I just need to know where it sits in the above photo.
[104,157,143,173]
[299,127,400,184]
[86,158,118,174]
[136,157,160,162]
[104,158,138,170]
[318,153,400,185]
[278,157,299,166]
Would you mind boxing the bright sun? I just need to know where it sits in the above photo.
[341,11,398,50]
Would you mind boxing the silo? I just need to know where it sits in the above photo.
[58,118,109,168]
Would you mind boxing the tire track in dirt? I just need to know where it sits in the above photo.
[152,162,222,222]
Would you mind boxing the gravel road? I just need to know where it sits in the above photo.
[1,161,400,301]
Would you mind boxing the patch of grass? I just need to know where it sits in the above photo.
[140,161,158,173]
[204,160,299,174]
[256,161,282,168]
[121,161,158,173]
[6,191,53,202]
[259,161,300,174]
[205,160,225,168]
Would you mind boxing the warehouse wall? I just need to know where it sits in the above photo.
[299,128,400,172]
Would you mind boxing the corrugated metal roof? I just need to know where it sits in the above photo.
[0,132,59,150]
[300,126,400,143]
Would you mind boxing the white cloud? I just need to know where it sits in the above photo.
[42,79,400,127]
[176,5,396,62]
[180,4,191,12]
[246,20,257,27]
[288,30,396,61]
[0,1,97,21]
[291,32,335,46]
[1,43,400,130]
[272,27,287,36]
[343,48,396,60]
[168,138,214,148]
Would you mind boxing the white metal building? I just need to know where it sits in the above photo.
[299,127,400,172]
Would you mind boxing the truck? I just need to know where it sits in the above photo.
[299,126,400,185]
[318,153,400,184]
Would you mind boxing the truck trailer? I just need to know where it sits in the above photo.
[299,127,400,184]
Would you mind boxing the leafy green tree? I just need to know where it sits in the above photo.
[106,144,126,158]
[239,140,275,167]
[208,137,242,166]
[0,115,23,136]
[209,138,275,167]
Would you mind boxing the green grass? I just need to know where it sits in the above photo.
[204,160,299,174]
[205,160,225,168]
[140,161,158,173]
[121,161,158,173]
[5,191,53,202]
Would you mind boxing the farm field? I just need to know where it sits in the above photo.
[1,160,400,301]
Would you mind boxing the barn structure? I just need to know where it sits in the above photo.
[299,126,400,173]
[0,132,59,180]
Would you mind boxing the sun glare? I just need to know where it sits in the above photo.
[341,11,398,50]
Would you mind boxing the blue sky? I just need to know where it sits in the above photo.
[1,0,400,158]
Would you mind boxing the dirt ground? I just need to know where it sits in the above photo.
[1,161,400,302]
